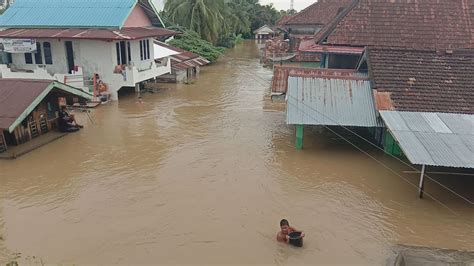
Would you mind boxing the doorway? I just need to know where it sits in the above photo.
[65,41,75,74]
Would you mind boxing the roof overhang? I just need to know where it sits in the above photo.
[0,27,179,41]
[380,111,474,168]
[286,72,382,127]
[7,81,93,133]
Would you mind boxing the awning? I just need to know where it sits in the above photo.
[380,111,474,168]
[286,72,382,127]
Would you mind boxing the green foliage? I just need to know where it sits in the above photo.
[163,0,282,44]
[168,28,224,63]
[162,0,286,62]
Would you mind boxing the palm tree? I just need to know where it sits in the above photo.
[165,0,225,44]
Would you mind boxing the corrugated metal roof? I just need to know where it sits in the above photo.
[286,74,382,127]
[272,66,366,94]
[0,79,93,132]
[380,111,474,168]
[0,0,137,28]
[0,27,177,40]
[299,40,364,54]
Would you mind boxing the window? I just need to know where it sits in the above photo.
[116,43,121,65]
[145,40,150,60]
[116,41,131,65]
[34,42,43,64]
[25,53,33,64]
[43,42,53,64]
[139,39,150,61]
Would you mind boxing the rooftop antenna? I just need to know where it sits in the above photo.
[290,0,294,10]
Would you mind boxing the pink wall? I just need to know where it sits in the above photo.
[123,5,152,27]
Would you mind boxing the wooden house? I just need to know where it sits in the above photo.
[0,79,92,155]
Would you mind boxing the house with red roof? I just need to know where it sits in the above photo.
[300,0,474,68]
[0,0,178,100]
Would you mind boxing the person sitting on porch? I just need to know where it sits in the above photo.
[58,106,83,132]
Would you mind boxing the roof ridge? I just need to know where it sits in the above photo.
[285,1,321,24]
[314,0,359,44]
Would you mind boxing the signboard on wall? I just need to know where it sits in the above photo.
[0,38,37,53]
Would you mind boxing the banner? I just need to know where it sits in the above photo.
[0,39,37,53]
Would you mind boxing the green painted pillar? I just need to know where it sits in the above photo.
[296,125,304,150]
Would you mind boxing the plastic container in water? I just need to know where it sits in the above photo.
[288,232,303,247]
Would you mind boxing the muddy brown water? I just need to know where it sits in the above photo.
[1,41,473,264]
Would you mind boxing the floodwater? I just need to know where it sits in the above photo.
[1,41,473,265]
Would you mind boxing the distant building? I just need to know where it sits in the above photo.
[253,25,275,40]
[0,79,93,158]
[0,0,178,100]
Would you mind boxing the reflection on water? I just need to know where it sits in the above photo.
[0,41,473,264]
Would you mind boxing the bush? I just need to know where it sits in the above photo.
[168,27,224,63]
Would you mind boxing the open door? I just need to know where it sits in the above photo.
[65,41,75,74]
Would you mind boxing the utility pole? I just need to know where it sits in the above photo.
[290,0,294,11]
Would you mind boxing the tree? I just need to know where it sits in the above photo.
[165,0,225,44]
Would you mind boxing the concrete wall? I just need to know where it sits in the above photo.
[123,5,152,27]
[9,37,170,100]
[12,39,69,74]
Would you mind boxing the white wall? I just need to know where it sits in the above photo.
[12,39,69,74]
[9,37,170,100]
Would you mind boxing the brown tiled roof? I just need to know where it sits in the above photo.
[367,48,474,114]
[272,65,365,93]
[0,79,52,130]
[283,0,353,26]
[315,0,474,49]
[276,15,293,26]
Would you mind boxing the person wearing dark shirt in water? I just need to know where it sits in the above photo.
[276,219,305,243]
[58,106,83,132]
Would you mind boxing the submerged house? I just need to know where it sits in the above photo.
[361,47,474,165]
[286,47,474,196]
[0,0,178,100]
[274,0,352,60]
[0,79,93,158]
[300,0,474,69]
[253,25,275,40]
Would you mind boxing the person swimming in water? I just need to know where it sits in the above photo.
[276,219,305,243]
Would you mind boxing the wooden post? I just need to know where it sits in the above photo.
[418,164,426,198]
[296,125,304,150]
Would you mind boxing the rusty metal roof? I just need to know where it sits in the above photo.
[380,111,474,168]
[299,40,364,54]
[0,79,92,132]
[283,0,353,26]
[272,65,366,93]
[368,48,474,114]
[0,27,178,40]
[286,73,382,127]
[314,0,474,49]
